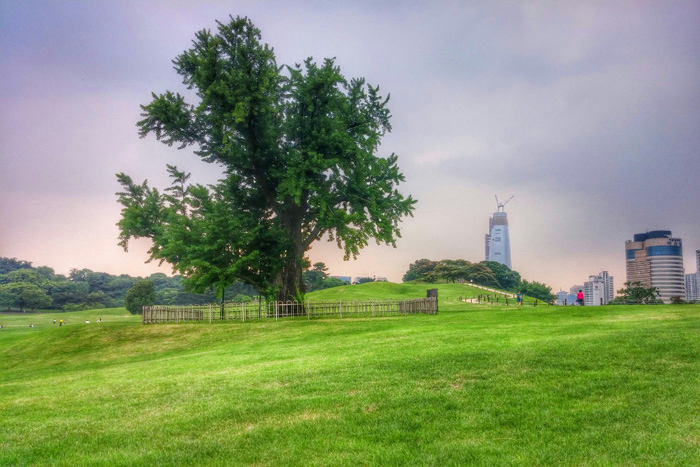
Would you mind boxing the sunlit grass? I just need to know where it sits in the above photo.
[2,290,699,466]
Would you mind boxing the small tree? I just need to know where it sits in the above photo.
[518,280,556,302]
[321,277,345,290]
[616,281,660,304]
[125,280,156,314]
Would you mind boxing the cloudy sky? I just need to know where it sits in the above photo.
[1,0,699,292]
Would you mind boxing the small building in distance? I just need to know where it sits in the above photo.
[556,291,568,306]
[584,271,614,306]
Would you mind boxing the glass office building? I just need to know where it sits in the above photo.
[625,230,685,303]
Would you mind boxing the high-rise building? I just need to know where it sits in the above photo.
[625,230,685,303]
[685,274,698,301]
[584,271,614,306]
[485,197,513,269]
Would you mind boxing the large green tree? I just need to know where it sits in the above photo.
[480,261,521,290]
[402,258,438,282]
[116,17,414,301]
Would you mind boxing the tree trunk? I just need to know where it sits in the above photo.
[275,216,306,310]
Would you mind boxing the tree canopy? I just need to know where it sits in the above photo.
[125,280,156,315]
[611,281,662,305]
[117,16,414,301]
[0,256,257,311]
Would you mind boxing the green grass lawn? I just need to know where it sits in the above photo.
[2,284,699,466]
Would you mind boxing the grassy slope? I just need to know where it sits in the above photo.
[2,285,700,466]
[306,281,509,310]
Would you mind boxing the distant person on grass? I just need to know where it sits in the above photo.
[577,290,584,306]
[516,292,522,306]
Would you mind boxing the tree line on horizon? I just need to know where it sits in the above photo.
[402,259,556,302]
[0,257,256,313]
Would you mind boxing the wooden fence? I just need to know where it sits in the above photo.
[142,297,438,324]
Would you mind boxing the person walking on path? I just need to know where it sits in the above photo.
[576,290,584,306]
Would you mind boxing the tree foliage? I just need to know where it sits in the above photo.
[0,257,32,275]
[125,280,156,315]
[517,280,556,302]
[402,259,438,282]
[0,256,257,310]
[116,16,414,301]
[480,261,521,290]
[0,282,52,312]
[302,262,329,292]
[612,281,661,305]
[301,262,347,292]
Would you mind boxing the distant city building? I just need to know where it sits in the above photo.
[584,271,614,306]
[330,275,352,284]
[625,230,685,303]
[685,274,698,301]
[485,196,513,269]
[556,291,568,306]
[374,276,389,282]
[567,285,584,306]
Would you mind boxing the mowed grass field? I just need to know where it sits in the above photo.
[1,283,700,466]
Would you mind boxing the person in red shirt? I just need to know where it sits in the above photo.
[576,290,584,306]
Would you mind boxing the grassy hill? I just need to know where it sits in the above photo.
[2,289,700,466]
[306,281,515,310]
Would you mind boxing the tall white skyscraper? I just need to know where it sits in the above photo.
[485,196,513,269]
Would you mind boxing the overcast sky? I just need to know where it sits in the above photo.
[1,0,699,292]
